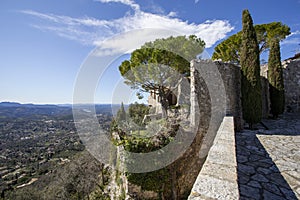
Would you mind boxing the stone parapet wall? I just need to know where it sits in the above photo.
[188,116,239,200]
[261,59,300,113]
[282,59,300,112]
[214,61,242,131]
[190,60,242,132]
[187,59,300,200]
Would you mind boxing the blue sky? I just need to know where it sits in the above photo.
[1,0,300,104]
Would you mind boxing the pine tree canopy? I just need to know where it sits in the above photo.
[212,22,290,63]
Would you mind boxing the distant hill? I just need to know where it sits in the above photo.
[0,102,115,120]
[0,102,72,120]
[0,102,22,107]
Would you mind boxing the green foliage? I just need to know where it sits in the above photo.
[120,134,171,153]
[112,117,179,198]
[116,102,126,123]
[240,9,262,127]
[128,102,149,126]
[113,133,172,197]
[120,35,204,77]
[146,118,167,135]
[110,103,150,135]
[142,35,205,68]
[212,32,242,63]
[127,168,171,193]
[268,38,285,118]
[119,35,205,116]
[4,188,41,200]
[109,118,121,134]
[212,22,290,63]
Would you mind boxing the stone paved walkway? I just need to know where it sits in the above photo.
[236,113,300,200]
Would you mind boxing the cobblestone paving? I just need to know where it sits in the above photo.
[236,113,300,200]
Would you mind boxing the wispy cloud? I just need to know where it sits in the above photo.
[21,10,110,27]
[167,11,177,17]
[144,1,165,14]
[282,30,300,45]
[95,0,140,10]
[289,30,300,37]
[281,37,300,45]
[21,0,234,54]
[30,24,99,45]
[21,10,113,45]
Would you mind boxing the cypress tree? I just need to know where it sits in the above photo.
[116,102,126,123]
[268,38,285,118]
[240,9,262,129]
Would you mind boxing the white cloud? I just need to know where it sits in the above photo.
[282,30,300,45]
[21,0,234,54]
[95,0,140,10]
[289,30,300,37]
[94,28,183,56]
[31,24,99,45]
[21,10,110,27]
[281,37,300,45]
[167,11,177,17]
[145,2,165,14]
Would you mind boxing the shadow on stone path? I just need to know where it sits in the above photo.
[236,113,300,200]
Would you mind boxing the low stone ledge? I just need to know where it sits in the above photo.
[188,117,238,200]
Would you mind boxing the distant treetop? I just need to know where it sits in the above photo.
[212,22,291,63]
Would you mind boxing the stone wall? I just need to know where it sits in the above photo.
[112,59,300,199]
[108,133,128,199]
[190,60,242,132]
[188,117,239,199]
[169,60,241,198]
[214,61,243,131]
[282,59,300,112]
[186,58,300,199]
[261,58,300,113]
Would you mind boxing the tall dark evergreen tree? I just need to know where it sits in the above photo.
[240,9,262,128]
[268,38,285,118]
[116,102,126,123]
[212,22,290,63]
